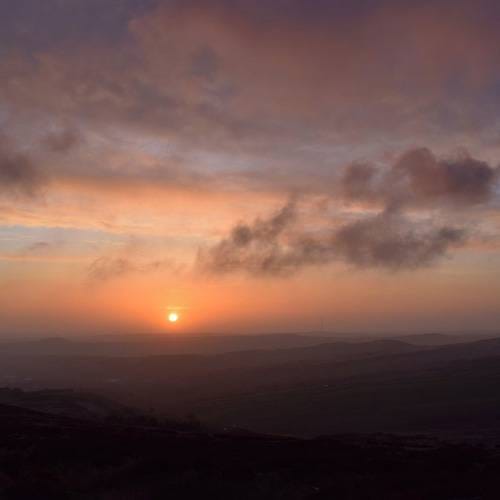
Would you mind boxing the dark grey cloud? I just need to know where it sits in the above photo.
[393,149,498,206]
[339,162,379,202]
[0,140,46,197]
[333,210,465,270]
[201,146,494,277]
[340,148,498,208]
[199,201,467,277]
[198,200,301,276]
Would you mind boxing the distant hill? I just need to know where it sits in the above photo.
[3,337,500,438]
[390,332,499,346]
[2,332,496,357]
[0,333,333,356]
[0,338,424,394]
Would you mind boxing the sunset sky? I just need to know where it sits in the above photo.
[1,0,500,336]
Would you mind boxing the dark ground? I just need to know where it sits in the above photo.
[1,403,500,500]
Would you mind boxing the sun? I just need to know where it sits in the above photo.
[168,312,179,323]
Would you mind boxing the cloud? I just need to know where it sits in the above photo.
[198,200,466,277]
[393,149,498,206]
[43,127,83,153]
[340,148,498,208]
[0,2,499,260]
[87,256,172,283]
[0,140,46,197]
[0,1,499,219]
[339,162,379,202]
[197,199,300,276]
[23,241,52,253]
[4,0,500,158]
[199,145,495,277]
[201,143,496,279]
[333,209,465,270]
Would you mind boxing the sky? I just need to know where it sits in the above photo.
[1,0,500,336]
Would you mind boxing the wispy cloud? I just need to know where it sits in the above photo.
[87,256,174,283]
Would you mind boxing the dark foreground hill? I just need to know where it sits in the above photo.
[0,387,134,420]
[1,402,500,500]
